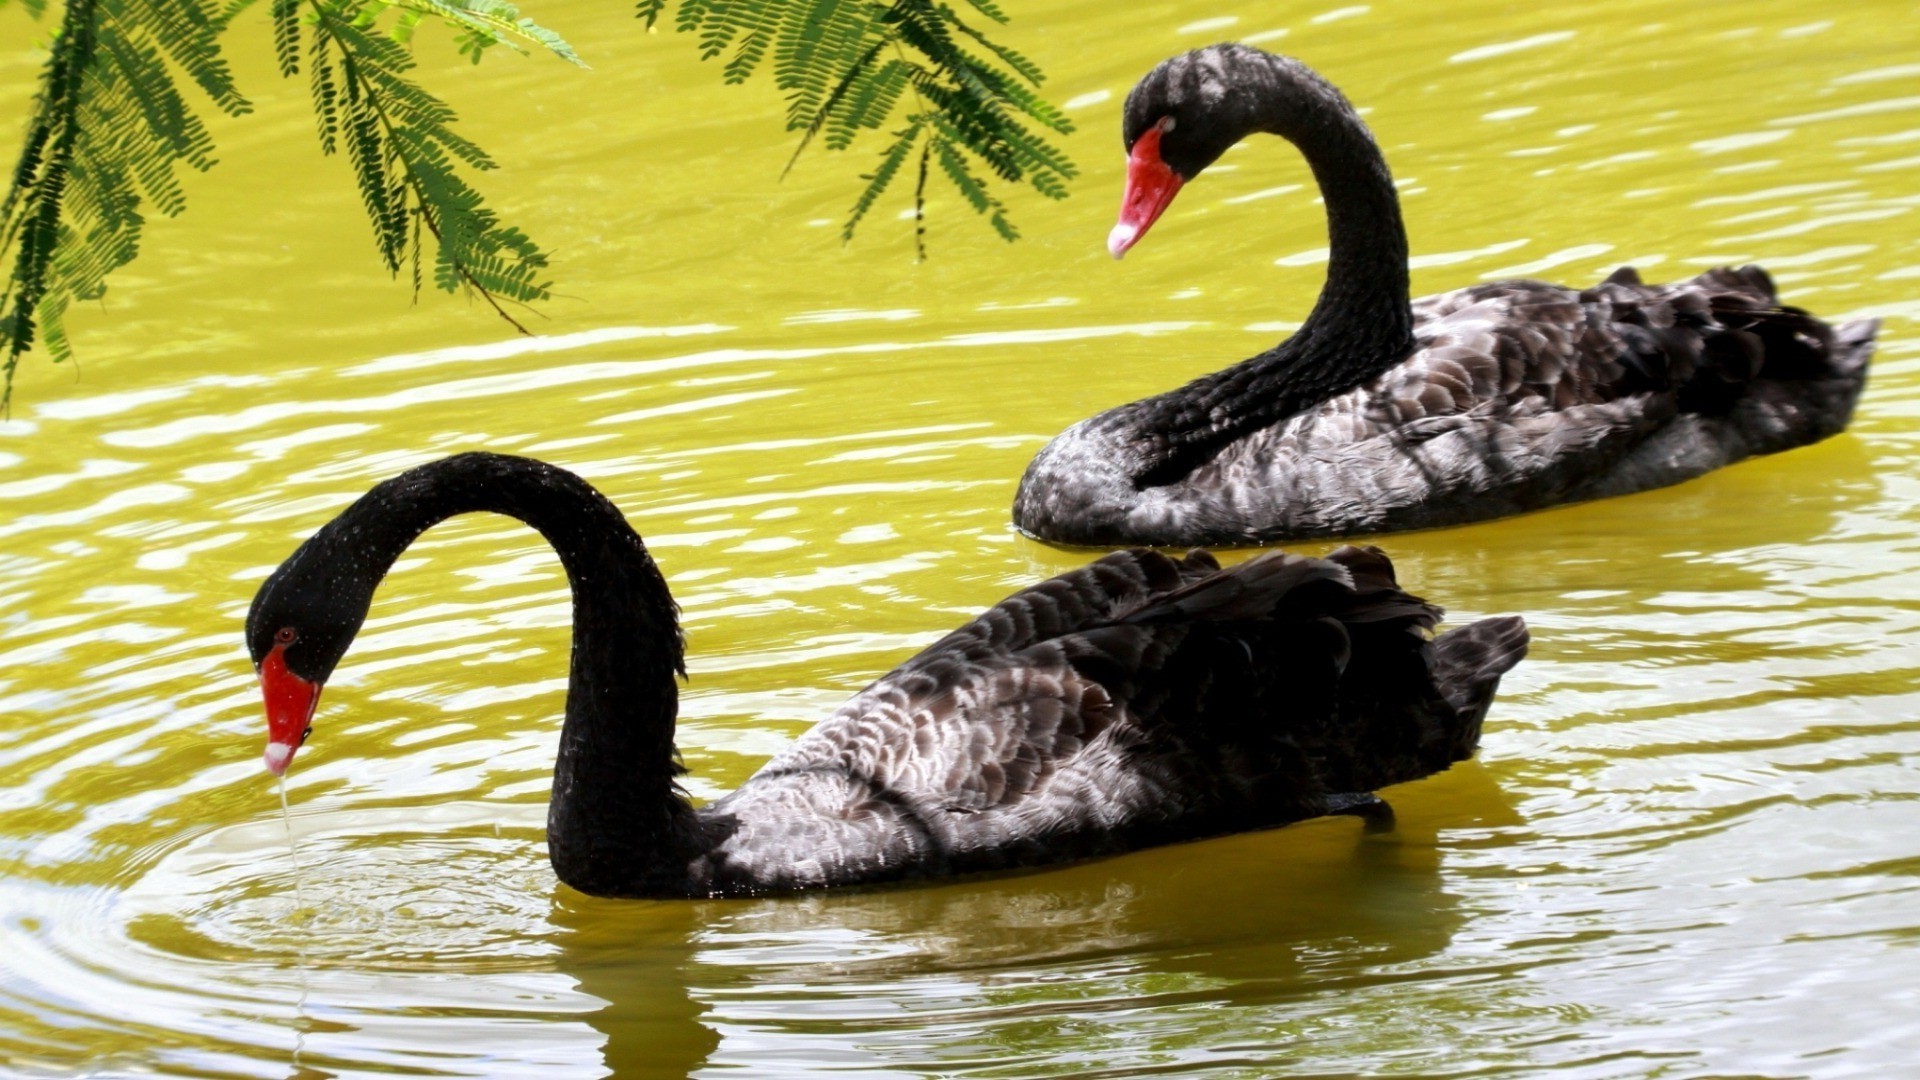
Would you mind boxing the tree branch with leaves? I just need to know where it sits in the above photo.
[285,0,570,331]
[645,0,1075,252]
[0,0,1075,412]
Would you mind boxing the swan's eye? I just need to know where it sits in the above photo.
[274,627,298,646]
[1158,115,1177,133]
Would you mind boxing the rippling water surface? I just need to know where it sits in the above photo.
[3,1,1919,1076]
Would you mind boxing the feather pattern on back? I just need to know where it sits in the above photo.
[696,546,1526,892]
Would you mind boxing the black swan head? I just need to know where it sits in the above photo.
[1110,43,1397,267]
[247,533,379,774]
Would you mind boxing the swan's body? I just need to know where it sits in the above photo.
[1013,45,1877,547]
[247,453,1527,898]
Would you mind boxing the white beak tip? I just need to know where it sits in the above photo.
[264,742,295,777]
[1107,223,1138,259]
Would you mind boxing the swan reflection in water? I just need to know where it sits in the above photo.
[555,765,1516,1076]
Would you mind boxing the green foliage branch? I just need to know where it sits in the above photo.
[280,1,577,329]
[0,0,573,412]
[640,0,1076,256]
[0,0,1075,412]
[0,0,250,411]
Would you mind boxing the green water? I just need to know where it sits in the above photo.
[3,1,1919,1076]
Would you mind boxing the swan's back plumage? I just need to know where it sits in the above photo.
[1018,265,1876,545]
[696,546,1525,892]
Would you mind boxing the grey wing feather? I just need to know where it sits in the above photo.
[752,550,1219,803]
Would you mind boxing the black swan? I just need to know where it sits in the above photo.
[1013,44,1879,547]
[246,452,1528,898]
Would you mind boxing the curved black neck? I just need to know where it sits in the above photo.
[292,453,697,896]
[1135,52,1416,487]
[1282,64,1414,363]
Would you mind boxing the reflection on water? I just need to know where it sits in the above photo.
[657,789,1496,1078]
[4,0,1920,1075]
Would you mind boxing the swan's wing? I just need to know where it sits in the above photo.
[1382,265,1845,427]
[749,549,1215,805]
[1106,544,1481,796]
[1182,265,1865,539]
[753,547,1456,817]
[888,547,1220,665]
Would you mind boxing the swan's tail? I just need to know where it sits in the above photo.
[1429,615,1530,760]
[1831,317,1879,381]
[1594,266,1875,428]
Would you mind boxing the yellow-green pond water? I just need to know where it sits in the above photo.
[3,1,1919,1076]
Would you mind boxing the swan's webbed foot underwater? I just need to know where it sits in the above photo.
[1325,792,1395,832]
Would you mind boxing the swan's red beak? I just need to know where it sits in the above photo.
[1108,125,1184,259]
[259,643,320,777]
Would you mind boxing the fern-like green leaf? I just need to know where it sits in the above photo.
[930,134,1015,240]
[0,0,572,409]
[651,0,1076,249]
[121,0,250,114]
[782,36,886,174]
[825,56,908,151]
[0,0,250,411]
[303,1,552,326]
[271,0,302,76]
[309,43,342,154]
[373,0,585,67]
[842,115,923,243]
[948,22,1042,88]
[956,0,1008,23]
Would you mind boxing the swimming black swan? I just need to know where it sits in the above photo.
[247,452,1528,898]
[1012,44,1878,547]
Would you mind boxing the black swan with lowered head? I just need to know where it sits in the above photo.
[247,452,1528,898]
[1013,44,1878,547]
